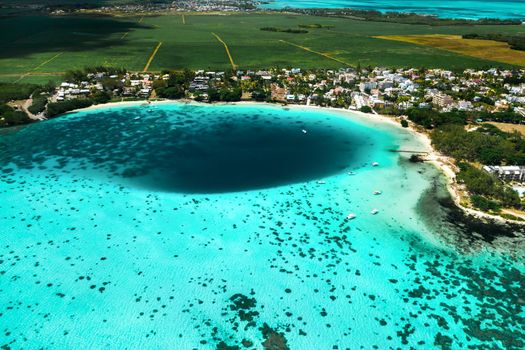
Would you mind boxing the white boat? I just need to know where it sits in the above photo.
[134,116,141,120]
[302,129,307,134]
[371,209,379,215]
[373,190,382,195]
[316,180,326,184]
[372,162,380,167]
[346,213,356,220]
[347,171,356,175]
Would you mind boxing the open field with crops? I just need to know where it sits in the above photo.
[374,34,525,66]
[1,12,525,83]
[486,122,525,136]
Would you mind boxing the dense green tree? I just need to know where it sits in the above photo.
[92,91,111,104]
[156,86,185,99]
[431,124,525,166]
[457,162,521,209]
[0,104,32,127]
[46,99,93,118]
[360,106,372,113]
[28,96,48,115]
[251,90,269,101]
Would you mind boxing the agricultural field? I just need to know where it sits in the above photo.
[374,34,525,66]
[486,122,525,136]
[1,12,525,83]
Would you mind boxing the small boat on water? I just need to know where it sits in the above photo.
[346,213,356,220]
[371,208,379,215]
[316,180,326,184]
[134,116,141,120]
[348,171,356,175]
[302,129,307,134]
[373,190,382,195]
[372,162,380,167]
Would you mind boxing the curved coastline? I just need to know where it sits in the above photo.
[57,98,525,228]
[2,98,524,348]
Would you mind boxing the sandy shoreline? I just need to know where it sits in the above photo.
[61,98,525,225]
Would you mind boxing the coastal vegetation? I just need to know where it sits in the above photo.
[403,107,525,213]
[27,95,48,115]
[46,98,94,118]
[0,103,32,127]
[155,69,194,99]
[207,87,242,102]
[0,83,37,127]
[456,162,521,210]
[429,123,524,211]
[431,124,525,165]
[406,108,466,129]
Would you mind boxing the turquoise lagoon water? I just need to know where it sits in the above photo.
[0,103,523,349]
[261,0,525,19]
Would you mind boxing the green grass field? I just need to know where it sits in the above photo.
[1,12,525,83]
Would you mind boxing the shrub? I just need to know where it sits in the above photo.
[28,96,48,115]
[360,106,373,113]
[471,195,501,212]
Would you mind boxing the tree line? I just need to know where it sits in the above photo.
[463,33,525,51]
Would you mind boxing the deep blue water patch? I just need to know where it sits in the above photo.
[0,103,371,193]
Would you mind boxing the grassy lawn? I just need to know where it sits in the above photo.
[1,12,524,83]
[374,34,525,66]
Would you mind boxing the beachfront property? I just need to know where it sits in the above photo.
[47,67,525,118]
[483,165,525,182]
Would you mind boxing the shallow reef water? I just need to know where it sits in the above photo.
[0,103,523,349]
[261,0,525,20]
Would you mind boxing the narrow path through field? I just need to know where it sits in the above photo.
[211,32,237,71]
[279,40,352,66]
[143,42,163,72]
[15,52,64,83]
[182,14,186,24]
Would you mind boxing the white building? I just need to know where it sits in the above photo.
[483,165,525,182]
